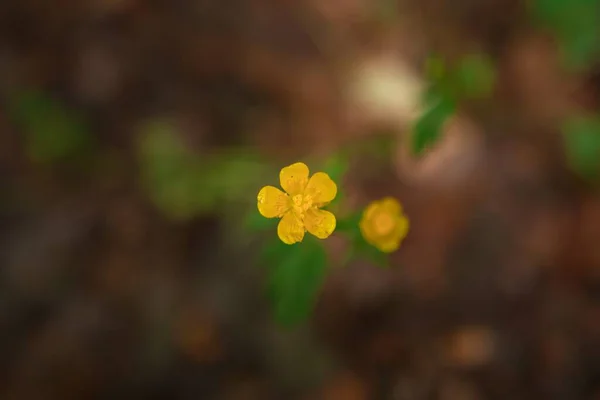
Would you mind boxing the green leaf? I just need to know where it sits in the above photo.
[138,122,269,220]
[261,236,292,267]
[321,152,349,184]
[353,234,390,268]
[532,0,568,27]
[137,122,208,220]
[411,94,456,155]
[320,152,349,208]
[138,120,188,163]
[335,212,362,235]
[264,237,328,326]
[425,55,446,81]
[560,21,599,70]
[208,154,268,202]
[346,133,397,169]
[244,210,279,232]
[455,54,496,98]
[563,115,600,179]
[9,90,92,163]
[532,0,600,71]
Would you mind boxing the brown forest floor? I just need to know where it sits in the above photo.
[0,0,600,399]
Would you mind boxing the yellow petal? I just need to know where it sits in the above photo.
[277,212,305,244]
[359,200,409,253]
[304,208,336,239]
[374,215,410,253]
[359,202,380,241]
[396,214,410,241]
[362,201,380,222]
[305,172,337,204]
[380,197,402,214]
[257,186,289,218]
[376,236,401,253]
[280,162,309,195]
[359,214,376,244]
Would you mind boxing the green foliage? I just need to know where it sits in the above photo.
[425,53,497,100]
[352,235,390,267]
[412,53,495,156]
[9,90,92,163]
[334,211,362,234]
[532,0,600,70]
[321,152,349,184]
[563,115,600,179]
[243,209,279,232]
[262,236,328,326]
[138,121,206,220]
[363,133,397,161]
[138,120,267,221]
[320,151,350,208]
[425,55,446,82]
[411,91,456,155]
[455,54,496,99]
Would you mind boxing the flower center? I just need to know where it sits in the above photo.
[291,194,313,217]
[373,211,395,236]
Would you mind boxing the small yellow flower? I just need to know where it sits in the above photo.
[359,197,409,253]
[257,162,337,244]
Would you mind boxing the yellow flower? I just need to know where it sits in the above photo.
[257,162,337,244]
[359,197,409,253]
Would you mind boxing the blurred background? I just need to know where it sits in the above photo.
[0,0,600,398]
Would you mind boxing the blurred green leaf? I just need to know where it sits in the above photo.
[411,93,456,155]
[244,209,279,232]
[335,212,362,235]
[261,236,291,266]
[264,237,328,326]
[560,21,599,70]
[9,90,92,163]
[151,164,218,221]
[456,54,496,98]
[424,55,458,101]
[138,121,210,220]
[532,0,600,70]
[320,152,350,208]
[361,133,397,161]
[209,155,268,202]
[138,122,268,220]
[425,55,446,81]
[351,231,390,268]
[563,115,600,179]
[532,0,568,27]
[321,152,349,184]
[138,120,188,163]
